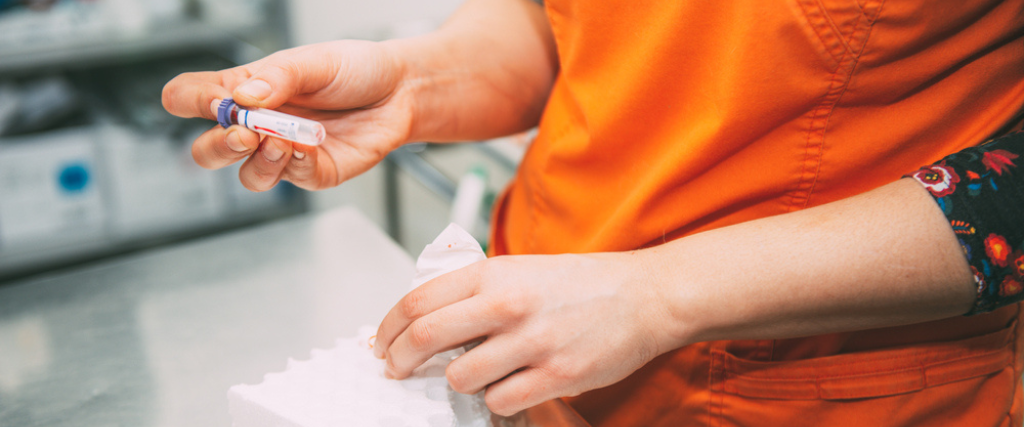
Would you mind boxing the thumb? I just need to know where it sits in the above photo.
[232,48,337,109]
[233,77,277,108]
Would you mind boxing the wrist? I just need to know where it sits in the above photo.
[379,34,457,145]
[621,248,705,358]
[631,244,716,350]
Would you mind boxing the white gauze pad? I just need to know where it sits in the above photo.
[228,224,492,427]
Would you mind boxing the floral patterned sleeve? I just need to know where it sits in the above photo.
[905,131,1024,315]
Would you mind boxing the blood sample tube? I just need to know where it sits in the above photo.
[214,98,326,146]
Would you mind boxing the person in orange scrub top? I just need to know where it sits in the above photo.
[163,0,1024,425]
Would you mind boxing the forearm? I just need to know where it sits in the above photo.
[641,178,976,349]
[383,0,558,143]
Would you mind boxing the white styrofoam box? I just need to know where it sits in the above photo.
[228,326,486,427]
[228,224,494,427]
[0,127,107,252]
[98,125,226,239]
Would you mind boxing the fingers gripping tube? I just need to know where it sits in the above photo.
[213,98,326,146]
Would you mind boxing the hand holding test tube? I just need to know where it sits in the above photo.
[163,40,421,192]
[212,98,326,146]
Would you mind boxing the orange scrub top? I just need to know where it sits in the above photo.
[489,1,1024,426]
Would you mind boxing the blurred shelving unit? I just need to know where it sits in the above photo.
[0,0,303,281]
[382,134,530,253]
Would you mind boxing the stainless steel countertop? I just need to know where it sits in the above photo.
[0,207,418,427]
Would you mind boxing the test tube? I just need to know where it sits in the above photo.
[213,98,326,146]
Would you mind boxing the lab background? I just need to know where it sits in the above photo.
[0,0,541,426]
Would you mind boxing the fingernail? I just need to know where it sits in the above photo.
[262,141,285,162]
[237,79,272,101]
[226,131,247,152]
[293,150,306,160]
[383,357,397,378]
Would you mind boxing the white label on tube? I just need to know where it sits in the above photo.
[240,109,300,142]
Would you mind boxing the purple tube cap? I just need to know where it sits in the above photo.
[216,98,236,129]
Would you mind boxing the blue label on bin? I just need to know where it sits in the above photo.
[58,163,90,194]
